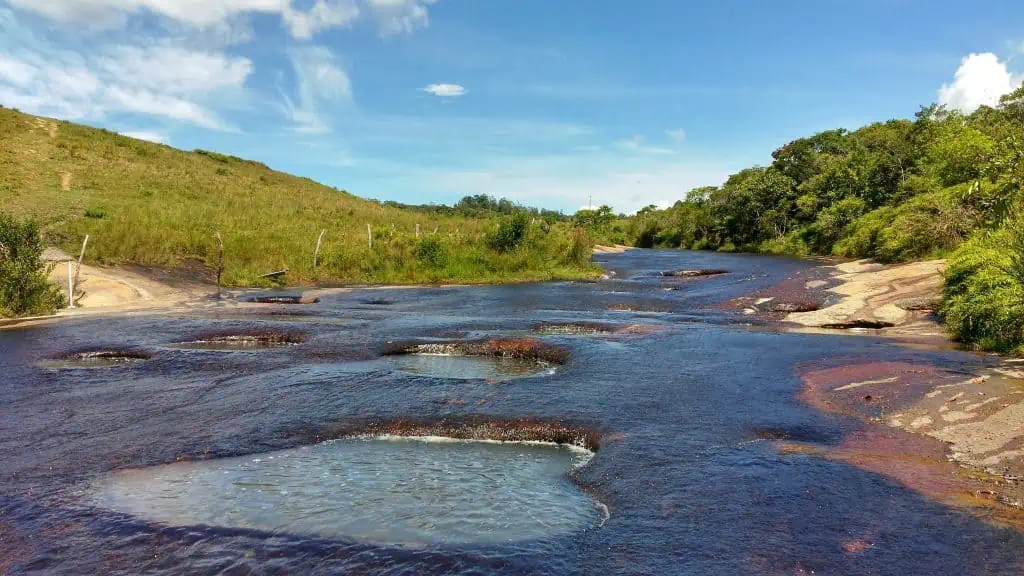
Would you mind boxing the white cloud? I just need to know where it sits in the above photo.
[422,83,466,97]
[283,0,360,40]
[666,128,686,142]
[7,0,437,39]
[0,54,37,86]
[120,130,167,143]
[367,0,436,35]
[938,53,1023,113]
[0,37,250,129]
[97,45,252,95]
[105,86,228,129]
[284,46,352,133]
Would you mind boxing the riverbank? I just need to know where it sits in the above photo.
[737,257,1024,526]
[795,358,1024,527]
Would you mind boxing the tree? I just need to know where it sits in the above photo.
[0,213,67,317]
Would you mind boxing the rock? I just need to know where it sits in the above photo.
[771,302,820,313]
[659,269,728,278]
[821,319,895,330]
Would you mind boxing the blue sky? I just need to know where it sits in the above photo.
[1,0,1022,213]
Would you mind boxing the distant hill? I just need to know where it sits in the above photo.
[0,107,594,286]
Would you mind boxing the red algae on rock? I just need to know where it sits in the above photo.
[384,337,570,365]
[295,417,602,453]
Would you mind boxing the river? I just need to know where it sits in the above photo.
[0,250,1020,575]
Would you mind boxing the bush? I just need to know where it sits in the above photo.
[416,237,446,267]
[833,206,897,259]
[941,221,1024,354]
[84,207,106,219]
[807,196,866,252]
[760,228,811,257]
[564,227,593,266]
[875,190,979,263]
[0,213,68,317]
[488,212,530,252]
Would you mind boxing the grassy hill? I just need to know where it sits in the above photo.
[0,107,596,286]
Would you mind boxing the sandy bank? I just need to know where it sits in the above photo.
[0,262,339,329]
[592,244,632,255]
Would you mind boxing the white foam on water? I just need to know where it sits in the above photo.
[353,435,597,468]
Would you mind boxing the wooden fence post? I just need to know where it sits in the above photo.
[367,223,373,250]
[215,232,224,296]
[73,234,89,303]
[67,261,74,309]
[313,229,326,268]
[415,223,420,239]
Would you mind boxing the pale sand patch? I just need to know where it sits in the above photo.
[910,416,933,429]
[834,376,899,391]
[592,245,632,254]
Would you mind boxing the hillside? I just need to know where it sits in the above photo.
[0,107,596,287]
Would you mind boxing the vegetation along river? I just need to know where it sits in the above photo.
[1,250,1021,575]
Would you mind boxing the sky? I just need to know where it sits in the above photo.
[1,0,1023,214]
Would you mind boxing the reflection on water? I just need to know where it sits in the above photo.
[388,354,554,380]
[93,438,598,546]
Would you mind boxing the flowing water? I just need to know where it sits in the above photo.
[1,250,1021,575]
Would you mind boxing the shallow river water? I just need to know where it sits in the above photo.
[1,250,1021,575]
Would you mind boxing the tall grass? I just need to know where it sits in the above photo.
[0,108,599,286]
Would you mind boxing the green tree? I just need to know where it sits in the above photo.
[0,213,67,317]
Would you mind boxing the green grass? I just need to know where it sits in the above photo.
[0,108,598,286]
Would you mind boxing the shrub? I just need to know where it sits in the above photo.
[564,227,593,267]
[488,212,530,252]
[0,213,68,317]
[807,196,866,252]
[416,237,446,267]
[760,229,811,257]
[84,207,106,219]
[833,206,897,259]
[941,220,1024,354]
[875,190,979,263]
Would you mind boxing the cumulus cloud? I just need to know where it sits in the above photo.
[422,83,466,97]
[0,41,251,130]
[120,130,167,143]
[7,0,437,39]
[283,0,360,40]
[938,53,1023,113]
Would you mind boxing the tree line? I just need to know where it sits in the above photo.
[580,88,1024,353]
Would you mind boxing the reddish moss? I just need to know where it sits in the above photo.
[298,417,602,452]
